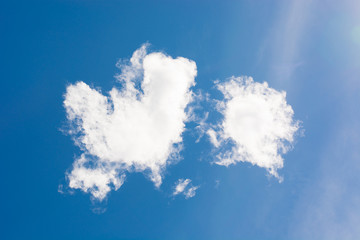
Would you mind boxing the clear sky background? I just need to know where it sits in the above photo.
[1,0,360,239]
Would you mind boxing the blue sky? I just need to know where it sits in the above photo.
[1,0,360,239]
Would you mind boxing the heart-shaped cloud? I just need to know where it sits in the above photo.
[64,44,197,201]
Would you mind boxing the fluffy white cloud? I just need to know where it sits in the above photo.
[173,179,199,199]
[64,44,197,201]
[208,76,299,180]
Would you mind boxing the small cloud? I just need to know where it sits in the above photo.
[214,180,220,189]
[208,76,300,180]
[184,186,198,199]
[57,184,64,194]
[173,179,199,199]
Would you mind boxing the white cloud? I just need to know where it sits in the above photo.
[64,44,197,201]
[173,179,199,199]
[185,186,198,199]
[214,179,220,189]
[208,76,299,180]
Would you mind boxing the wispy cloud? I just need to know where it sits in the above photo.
[173,179,199,199]
[268,0,313,82]
[63,44,197,201]
[290,120,360,239]
[208,76,300,180]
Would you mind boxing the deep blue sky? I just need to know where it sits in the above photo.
[1,0,360,239]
